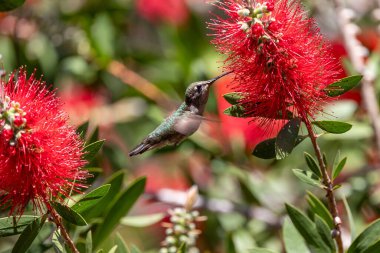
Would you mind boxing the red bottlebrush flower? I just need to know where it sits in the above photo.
[209,0,341,125]
[0,68,89,215]
[136,0,189,26]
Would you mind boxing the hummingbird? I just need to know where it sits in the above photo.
[128,71,232,156]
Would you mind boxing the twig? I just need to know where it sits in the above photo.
[333,1,380,155]
[303,117,344,253]
[107,60,173,110]
[49,207,80,253]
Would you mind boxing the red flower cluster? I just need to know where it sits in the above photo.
[209,0,341,125]
[0,68,88,214]
[136,0,189,26]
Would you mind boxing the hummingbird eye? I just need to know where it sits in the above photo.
[196,85,202,92]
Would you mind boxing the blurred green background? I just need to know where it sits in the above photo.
[1,0,380,252]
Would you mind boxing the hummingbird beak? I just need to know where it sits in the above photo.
[205,70,234,85]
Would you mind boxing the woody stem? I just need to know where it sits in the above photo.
[303,117,343,253]
[49,207,80,253]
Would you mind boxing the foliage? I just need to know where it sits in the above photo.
[0,0,380,253]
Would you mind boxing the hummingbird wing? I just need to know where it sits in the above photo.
[129,103,189,156]
[128,130,186,156]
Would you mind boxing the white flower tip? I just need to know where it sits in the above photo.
[334,216,342,225]
[185,185,199,211]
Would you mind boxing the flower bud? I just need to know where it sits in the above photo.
[237,8,250,17]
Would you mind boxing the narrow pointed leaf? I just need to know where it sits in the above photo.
[76,121,89,140]
[121,213,164,227]
[315,216,335,252]
[130,245,142,253]
[343,196,356,239]
[248,248,277,253]
[312,121,352,134]
[82,140,105,162]
[348,219,380,253]
[275,118,301,159]
[12,215,46,253]
[0,215,39,237]
[253,136,306,159]
[52,229,66,253]
[51,202,87,226]
[0,0,25,11]
[86,230,92,253]
[115,233,129,253]
[363,240,380,253]
[285,204,331,253]
[324,75,362,97]
[93,177,146,248]
[72,184,111,214]
[292,169,323,188]
[332,157,347,180]
[108,246,118,253]
[88,127,99,144]
[82,170,124,219]
[283,218,309,253]
[223,92,245,105]
[304,152,321,177]
[224,104,248,118]
[306,191,334,228]
[177,243,187,253]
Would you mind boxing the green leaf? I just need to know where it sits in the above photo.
[121,213,164,227]
[312,121,352,134]
[304,152,321,177]
[72,184,111,214]
[315,216,335,252]
[108,246,118,253]
[12,215,46,253]
[52,229,67,253]
[306,191,334,228]
[82,140,105,162]
[223,92,245,105]
[82,171,124,219]
[363,240,380,253]
[224,104,248,118]
[232,229,256,252]
[130,245,142,253]
[86,230,92,253]
[292,169,323,188]
[348,219,380,253]
[0,215,39,237]
[176,243,187,253]
[93,177,146,248]
[343,196,356,240]
[252,136,306,159]
[275,118,301,159]
[283,218,309,253]
[324,75,363,97]
[77,121,89,140]
[248,248,277,253]
[51,202,87,226]
[332,157,347,180]
[0,0,25,11]
[115,233,129,253]
[88,127,99,144]
[285,204,331,253]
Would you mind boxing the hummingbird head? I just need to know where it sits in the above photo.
[184,71,233,108]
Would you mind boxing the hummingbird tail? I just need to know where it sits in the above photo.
[128,142,153,156]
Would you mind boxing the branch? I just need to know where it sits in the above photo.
[107,60,173,110]
[303,117,344,253]
[49,207,80,253]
